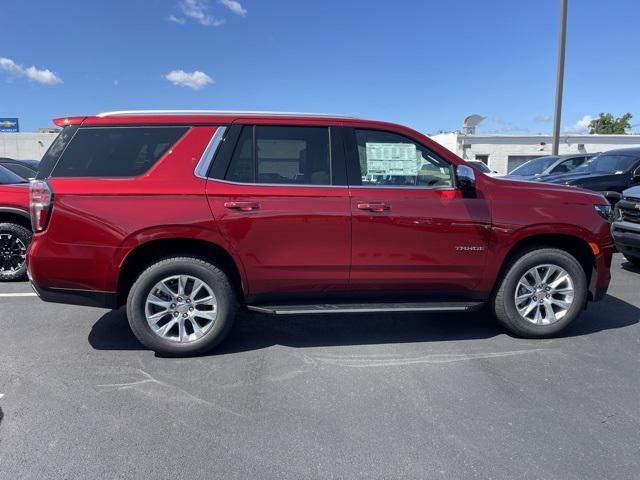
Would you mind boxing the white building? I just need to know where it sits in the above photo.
[0,132,58,160]
[430,132,640,175]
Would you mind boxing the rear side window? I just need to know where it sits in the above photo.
[51,126,188,178]
[225,126,332,185]
[36,125,78,179]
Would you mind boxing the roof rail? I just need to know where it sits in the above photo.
[96,110,359,119]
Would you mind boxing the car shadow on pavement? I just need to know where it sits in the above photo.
[620,260,640,274]
[88,294,639,355]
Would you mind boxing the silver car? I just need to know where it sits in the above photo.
[505,153,598,180]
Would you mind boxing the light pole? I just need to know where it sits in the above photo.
[552,0,568,155]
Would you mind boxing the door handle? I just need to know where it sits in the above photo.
[223,201,260,212]
[357,202,390,213]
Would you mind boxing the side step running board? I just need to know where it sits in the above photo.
[247,301,484,315]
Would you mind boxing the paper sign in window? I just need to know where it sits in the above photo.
[365,142,418,176]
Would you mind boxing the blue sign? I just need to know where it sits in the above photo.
[0,118,19,132]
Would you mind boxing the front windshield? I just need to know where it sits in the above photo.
[571,155,638,175]
[510,156,559,176]
[0,164,27,184]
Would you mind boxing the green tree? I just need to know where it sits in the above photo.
[589,112,633,134]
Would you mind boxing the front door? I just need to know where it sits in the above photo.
[345,127,491,294]
[207,124,351,296]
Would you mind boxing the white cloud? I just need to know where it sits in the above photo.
[219,0,246,16]
[164,69,214,90]
[0,57,62,85]
[168,14,186,24]
[564,115,593,134]
[180,0,224,26]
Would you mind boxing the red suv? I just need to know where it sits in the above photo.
[27,111,614,356]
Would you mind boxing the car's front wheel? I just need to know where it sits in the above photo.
[0,222,31,282]
[126,257,237,356]
[491,247,587,338]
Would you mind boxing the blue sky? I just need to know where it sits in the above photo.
[1,0,639,134]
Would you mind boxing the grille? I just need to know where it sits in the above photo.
[618,197,640,224]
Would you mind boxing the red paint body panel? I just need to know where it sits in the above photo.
[26,113,613,306]
[207,180,350,293]
[0,183,30,213]
[349,187,491,291]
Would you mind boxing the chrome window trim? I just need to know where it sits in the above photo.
[209,178,347,188]
[195,126,227,179]
[349,185,457,191]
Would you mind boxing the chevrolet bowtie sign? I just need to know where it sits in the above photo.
[0,118,19,132]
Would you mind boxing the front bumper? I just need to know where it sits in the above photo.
[611,220,640,259]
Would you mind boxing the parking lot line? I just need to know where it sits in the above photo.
[0,293,38,297]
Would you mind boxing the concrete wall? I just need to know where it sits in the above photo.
[429,133,640,175]
[0,132,58,160]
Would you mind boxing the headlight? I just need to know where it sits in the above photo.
[594,204,612,220]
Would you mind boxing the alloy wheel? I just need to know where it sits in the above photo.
[145,274,218,343]
[514,264,575,325]
[0,233,27,274]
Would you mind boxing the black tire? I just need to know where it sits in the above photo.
[491,247,587,338]
[623,254,640,268]
[0,222,32,282]
[126,257,237,356]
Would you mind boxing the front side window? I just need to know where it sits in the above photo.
[51,126,189,178]
[225,126,332,185]
[551,157,584,174]
[354,129,453,188]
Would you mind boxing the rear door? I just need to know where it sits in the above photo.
[206,124,351,296]
[345,127,491,293]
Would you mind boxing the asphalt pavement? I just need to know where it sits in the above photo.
[1,254,639,479]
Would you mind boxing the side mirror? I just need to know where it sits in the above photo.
[633,167,640,183]
[457,164,476,193]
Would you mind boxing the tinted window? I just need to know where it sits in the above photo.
[36,125,78,179]
[510,156,559,176]
[225,126,332,185]
[572,155,640,175]
[0,165,26,184]
[1,163,36,179]
[354,129,453,188]
[225,126,254,183]
[51,127,188,178]
[551,157,585,174]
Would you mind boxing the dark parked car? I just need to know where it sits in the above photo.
[0,157,39,180]
[539,148,640,202]
[28,110,613,356]
[505,153,597,180]
[611,185,640,267]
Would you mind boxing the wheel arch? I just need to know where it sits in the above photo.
[494,233,596,300]
[0,208,31,231]
[117,237,246,307]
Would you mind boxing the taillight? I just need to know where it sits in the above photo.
[30,180,53,232]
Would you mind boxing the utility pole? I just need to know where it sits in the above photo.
[552,0,568,155]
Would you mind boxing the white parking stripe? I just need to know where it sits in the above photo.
[0,293,38,297]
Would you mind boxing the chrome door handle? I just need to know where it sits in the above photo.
[223,201,260,212]
[357,202,390,213]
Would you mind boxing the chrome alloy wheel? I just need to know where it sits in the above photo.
[514,264,575,325]
[145,275,218,343]
[0,233,26,274]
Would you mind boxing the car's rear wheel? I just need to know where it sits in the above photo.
[623,254,640,268]
[0,222,31,282]
[126,257,237,356]
[491,248,587,338]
